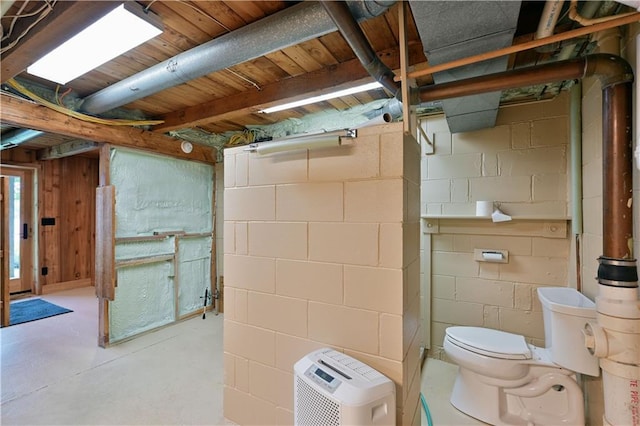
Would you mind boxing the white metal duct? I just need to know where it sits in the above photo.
[408,1,521,133]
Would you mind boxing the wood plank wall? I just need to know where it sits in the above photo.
[39,156,98,289]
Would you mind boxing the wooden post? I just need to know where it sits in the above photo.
[1,178,10,327]
[96,143,112,347]
[398,1,416,135]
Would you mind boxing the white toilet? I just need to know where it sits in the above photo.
[443,287,599,425]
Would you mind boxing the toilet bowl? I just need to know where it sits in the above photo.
[443,287,599,426]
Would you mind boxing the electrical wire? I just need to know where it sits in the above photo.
[6,78,164,127]
[226,130,256,147]
[1,0,56,54]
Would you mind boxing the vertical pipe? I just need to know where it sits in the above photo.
[602,82,634,259]
[570,82,583,291]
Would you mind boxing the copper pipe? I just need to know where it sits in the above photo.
[602,82,634,259]
[418,56,587,102]
[403,12,640,82]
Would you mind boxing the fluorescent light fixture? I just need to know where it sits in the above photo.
[27,3,162,85]
[260,82,384,114]
[245,129,356,155]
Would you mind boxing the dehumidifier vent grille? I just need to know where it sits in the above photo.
[295,375,340,426]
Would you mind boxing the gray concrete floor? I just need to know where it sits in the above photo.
[1,286,480,425]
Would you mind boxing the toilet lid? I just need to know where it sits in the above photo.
[446,326,531,360]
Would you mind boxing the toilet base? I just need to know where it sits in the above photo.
[450,367,585,426]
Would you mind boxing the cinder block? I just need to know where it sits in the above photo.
[345,179,404,223]
[308,302,379,353]
[456,277,514,307]
[235,222,248,255]
[432,251,478,277]
[499,307,544,340]
[498,146,567,176]
[421,179,450,203]
[451,178,469,203]
[236,152,249,187]
[428,153,482,179]
[224,319,276,366]
[380,313,403,360]
[224,255,275,293]
[432,298,483,326]
[433,274,455,299]
[249,362,294,410]
[224,152,236,188]
[532,237,570,257]
[531,117,568,147]
[276,259,343,304]
[248,222,307,260]
[511,122,531,150]
[309,135,380,181]
[248,150,307,185]
[452,234,532,255]
[225,186,275,221]
[532,174,568,201]
[499,255,568,285]
[248,292,307,338]
[379,223,403,268]
[344,265,403,314]
[224,386,277,426]
[276,182,343,222]
[309,222,379,266]
[470,175,531,202]
[452,125,511,154]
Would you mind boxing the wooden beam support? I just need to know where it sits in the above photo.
[153,43,426,132]
[37,140,99,161]
[0,95,216,164]
[1,2,120,83]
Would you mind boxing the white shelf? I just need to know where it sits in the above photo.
[421,215,571,220]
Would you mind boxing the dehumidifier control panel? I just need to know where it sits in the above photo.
[304,363,342,393]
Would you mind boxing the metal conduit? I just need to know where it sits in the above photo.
[80,1,395,115]
[320,0,401,98]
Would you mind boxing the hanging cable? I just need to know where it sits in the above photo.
[1,0,56,54]
[5,78,164,127]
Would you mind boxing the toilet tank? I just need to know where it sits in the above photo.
[537,287,600,377]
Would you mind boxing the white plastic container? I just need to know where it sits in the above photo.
[537,287,600,376]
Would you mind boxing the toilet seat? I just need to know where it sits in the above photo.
[446,326,531,360]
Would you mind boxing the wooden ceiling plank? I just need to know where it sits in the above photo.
[154,43,426,132]
[0,95,216,164]
[2,1,121,83]
[154,57,374,132]
[264,51,307,77]
[280,45,325,73]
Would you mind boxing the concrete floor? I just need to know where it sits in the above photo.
[1,286,481,425]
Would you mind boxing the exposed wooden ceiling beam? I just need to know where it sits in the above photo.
[0,95,216,164]
[1,1,120,83]
[37,139,99,160]
[153,43,426,133]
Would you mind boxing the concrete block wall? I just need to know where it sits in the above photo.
[419,93,574,358]
[222,123,422,425]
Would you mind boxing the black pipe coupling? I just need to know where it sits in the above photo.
[597,256,638,288]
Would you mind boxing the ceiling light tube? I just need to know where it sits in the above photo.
[260,82,383,113]
[27,3,163,85]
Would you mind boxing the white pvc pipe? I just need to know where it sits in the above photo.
[536,0,565,39]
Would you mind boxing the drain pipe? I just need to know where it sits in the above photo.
[79,1,395,115]
[413,53,638,425]
[320,0,401,99]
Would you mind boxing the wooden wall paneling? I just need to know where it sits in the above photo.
[59,157,98,283]
[211,167,218,313]
[40,160,61,287]
[1,178,10,326]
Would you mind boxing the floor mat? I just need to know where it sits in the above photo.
[9,299,73,326]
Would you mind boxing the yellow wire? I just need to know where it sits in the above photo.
[6,79,164,127]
